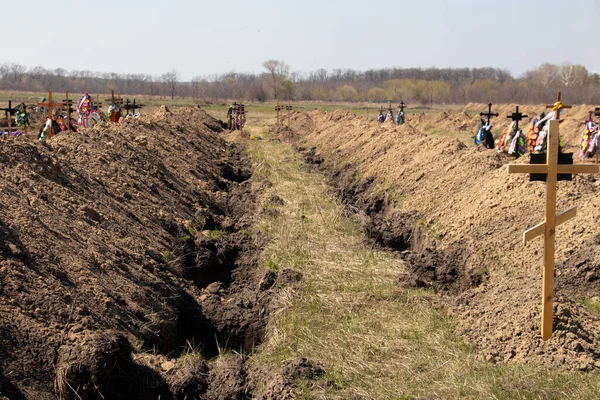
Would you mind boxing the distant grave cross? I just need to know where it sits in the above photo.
[286,104,293,127]
[62,90,75,131]
[0,100,19,137]
[38,90,63,139]
[507,105,528,132]
[399,100,406,112]
[275,101,281,126]
[480,102,499,125]
[507,112,599,340]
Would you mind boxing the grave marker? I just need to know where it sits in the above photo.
[506,105,528,132]
[0,100,19,137]
[286,104,293,127]
[480,102,499,125]
[62,90,75,131]
[507,97,599,340]
[37,90,63,139]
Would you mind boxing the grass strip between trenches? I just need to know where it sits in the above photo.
[236,112,600,400]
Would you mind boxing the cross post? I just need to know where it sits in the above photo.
[62,90,76,131]
[286,104,292,127]
[480,103,499,126]
[507,119,599,340]
[38,90,63,139]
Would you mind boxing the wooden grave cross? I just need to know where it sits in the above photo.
[507,101,599,340]
[62,90,75,132]
[238,102,246,135]
[275,101,281,126]
[0,100,19,137]
[399,100,406,113]
[480,102,499,125]
[506,105,528,132]
[546,91,571,123]
[38,90,63,139]
[286,104,293,127]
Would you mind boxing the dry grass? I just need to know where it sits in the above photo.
[215,111,600,399]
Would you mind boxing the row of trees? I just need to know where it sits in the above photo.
[1,60,599,105]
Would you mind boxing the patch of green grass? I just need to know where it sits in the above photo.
[581,298,600,314]
[205,229,223,240]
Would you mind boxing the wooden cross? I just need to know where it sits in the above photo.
[238,102,246,135]
[62,91,75,132]
[105,90,123,107]
[507,105,528,132]
[123,99,144,116]
[286,104,293,127]
[0,100,19,137]
[388,102,393,114]
[507,119,599,341]
[480,102,499,125]
[546,92,571,123]
[275,101,281,126]
[38,90,63,139]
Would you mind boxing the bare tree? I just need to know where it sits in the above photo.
[262,59,290,99]
[161,69,180,100]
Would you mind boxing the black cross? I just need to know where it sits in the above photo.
[388,102,393,113]
[399,101,406,113]
[507,106,528,132]
[480,103,499,125]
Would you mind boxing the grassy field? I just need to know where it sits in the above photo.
[0,90,457,122]
[223,110,600,399]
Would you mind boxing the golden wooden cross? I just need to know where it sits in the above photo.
[37,90,63,139]
[508,119,599,340]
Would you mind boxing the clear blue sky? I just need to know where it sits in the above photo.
[6,0,600,80]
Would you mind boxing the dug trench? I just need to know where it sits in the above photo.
[0,107,305,399]
[297,145,482,296]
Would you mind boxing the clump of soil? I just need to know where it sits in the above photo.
[288,107,600,370]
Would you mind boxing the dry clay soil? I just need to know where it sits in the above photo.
[0,107,316,399]
[287,104,600,371]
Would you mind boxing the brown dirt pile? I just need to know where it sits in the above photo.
[0,107,303,399]
[289,108,600,371]
[411,103,598,155]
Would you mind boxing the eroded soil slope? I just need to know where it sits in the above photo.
[0,107,280,399]
[287,108,600,371]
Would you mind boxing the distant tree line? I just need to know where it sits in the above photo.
[1,60,598,105]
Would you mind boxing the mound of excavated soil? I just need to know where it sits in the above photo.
[411,103,597,156]
[289,108,600,371]
[0,107,299,399]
